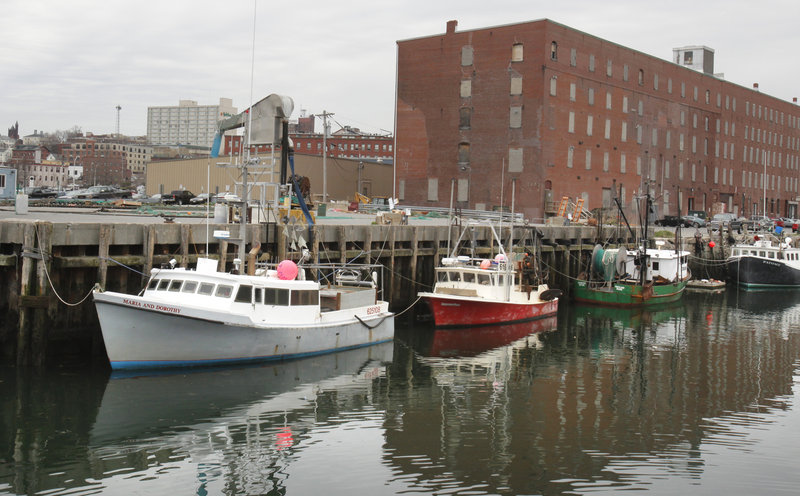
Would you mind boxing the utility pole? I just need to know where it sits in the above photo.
[115,105,122,136]
[319,110,334,202]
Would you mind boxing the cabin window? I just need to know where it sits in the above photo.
[168,280,183,292]
[198,282,215,295]
[254,287,264,304]
[733,249,739,256]
[778,252,784,260]
[182,281,198,293]
[235,285,253,303]
[438,271,449,282]
[478,273,491,285]
[463,272,476,283]
[291,289,319,306]
[148,279,159,290]
[157,279,171,291]
[265,288,290,306]
[451,272,462,282]
[768,252,775,259]
[759,251,766,257]
[215,285,234,299]
[653,262,660,270]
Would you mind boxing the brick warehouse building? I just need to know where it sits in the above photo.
[395,19,800,221]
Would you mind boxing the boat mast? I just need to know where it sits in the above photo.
[238,0,258,268]
[640,182,650,288]
[506,178,516,301]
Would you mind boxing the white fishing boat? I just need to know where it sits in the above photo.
[93,259,394,370]
[93,91,393,370]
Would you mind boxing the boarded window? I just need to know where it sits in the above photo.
[510,106,522,128]
[428,178,438,201]
[549,77,557,96]
[511,43,523,62]
[457,178,469,202]
[570,48,577,66]
[460,80,471,98]
[508,148,523,173]
[461,45,473,66]
[510,76,522,95]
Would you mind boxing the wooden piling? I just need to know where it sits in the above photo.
[98,225,111,290]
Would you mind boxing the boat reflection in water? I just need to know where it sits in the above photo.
[417,316,558,358]
[89,342,392,494]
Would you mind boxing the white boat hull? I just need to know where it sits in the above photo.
[94,292,394,370]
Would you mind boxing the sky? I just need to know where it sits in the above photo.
[2,0,799,139]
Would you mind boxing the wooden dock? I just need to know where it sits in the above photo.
[4,216,722,367]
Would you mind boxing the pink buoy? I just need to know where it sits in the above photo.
[494,253,506,262]
[708,241,716,249]
[277,260,298,280]
[480,259,491,270]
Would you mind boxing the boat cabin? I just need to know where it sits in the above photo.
[731,240,800,261]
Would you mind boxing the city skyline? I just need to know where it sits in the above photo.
[2,0,799,138]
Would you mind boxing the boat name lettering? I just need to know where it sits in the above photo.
[123,298,181,314]
[614,285,625,291]
[366,305,381,315]
[764,260,781,267]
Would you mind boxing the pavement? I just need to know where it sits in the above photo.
[0,204,451,226]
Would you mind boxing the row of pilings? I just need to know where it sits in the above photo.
[0,217,744,367]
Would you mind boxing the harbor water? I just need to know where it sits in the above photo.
[3,288,800,495]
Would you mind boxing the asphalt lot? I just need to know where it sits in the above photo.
[0,204,450,226]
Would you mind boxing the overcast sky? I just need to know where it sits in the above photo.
[2,0,798,138]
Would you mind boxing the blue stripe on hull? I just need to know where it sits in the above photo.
[109,338,394,371]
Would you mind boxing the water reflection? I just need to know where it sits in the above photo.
[1,343,392,496]
[2,290,800,495]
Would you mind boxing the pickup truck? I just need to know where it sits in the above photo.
[709,213,743,233]
[162,190,195,205]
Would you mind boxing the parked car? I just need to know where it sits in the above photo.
[742,215,772,231]
[74,185,132,199]
[681,214,706,228]
[654,215,682,227]
[162,190,195,205]
[709,213,744,233]
[686,210,707,221]
[189,193,215,204]
[24,187,58,198]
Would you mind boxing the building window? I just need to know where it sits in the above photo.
[458,142,470,165]
[589,54,595,72]
[588,88,594,105]
[569,83,576,101]
[510,76,523,95]
[585,149,592,170]
[510,106,522,128]
[508,148,523,173]
[568,112,575,133]
[457,178,469,202]
[460,80,471,98]
[586,115,593,136]
[459,107,471,129]
[567,146,574,168]
[549,77,557,96]
[550,41,558,60]
[461,45,473,66]
[638,69,644,85]
[570,48,577,66]
[428,178,438,201]
[623,64,629,82]
[606,59,612,77]
[620,153,626,173]
[511,43,523,62]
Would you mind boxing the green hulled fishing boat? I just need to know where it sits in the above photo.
[573,188,690,307]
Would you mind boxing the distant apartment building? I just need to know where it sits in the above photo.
[396,19,800,221]
[147,98,237,148]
